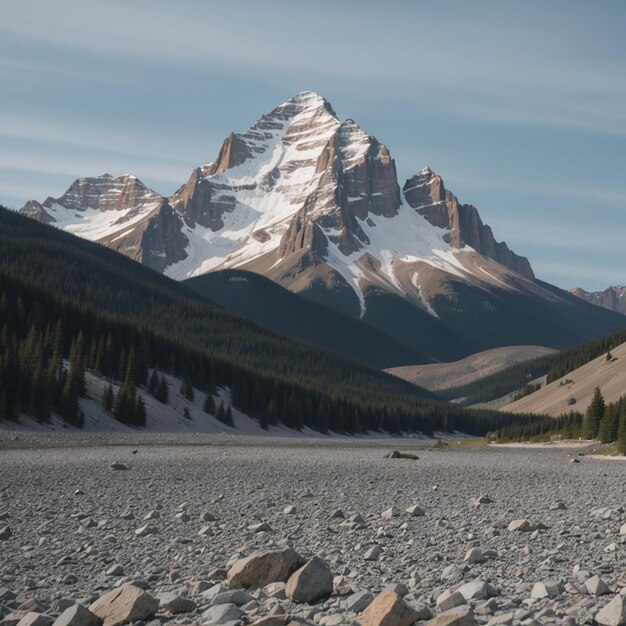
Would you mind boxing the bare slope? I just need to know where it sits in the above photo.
[387,345,556,392]
[502,341,626,415]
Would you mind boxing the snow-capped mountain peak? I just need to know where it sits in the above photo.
[19,92,535,317]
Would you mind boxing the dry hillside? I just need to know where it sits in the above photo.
[502,341,626,416]
[386,345,556,392]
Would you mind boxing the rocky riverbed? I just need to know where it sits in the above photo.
[0,440,625,626]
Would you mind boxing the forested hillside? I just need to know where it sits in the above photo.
[0,207,548,435]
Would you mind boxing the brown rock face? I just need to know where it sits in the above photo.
[403,168,534,280]
[570,286,626,315]
[169,167,235,230]
[48,174,162,213]
[139,201,189,272]
[212,132,252,173]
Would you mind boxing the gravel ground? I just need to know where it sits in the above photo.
[0,441,625,625]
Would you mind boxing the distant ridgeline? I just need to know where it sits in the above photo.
[441,327,626,406]
[0,206,547,436]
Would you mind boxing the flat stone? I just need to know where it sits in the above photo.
[426,606,477,626]
[202,603,243,625]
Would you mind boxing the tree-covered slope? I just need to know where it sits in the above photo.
[0,206,547,435]
[184,270,430,369]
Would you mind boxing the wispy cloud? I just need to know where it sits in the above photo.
[3,1,626,135]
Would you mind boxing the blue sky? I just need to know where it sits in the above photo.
[1,0,625,290]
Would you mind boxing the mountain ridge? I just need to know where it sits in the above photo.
[16,91,626,360]
[571,285,626,315]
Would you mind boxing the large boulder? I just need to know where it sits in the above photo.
[286,557,333,604]
[88,585,158,626]
[358,590,418,626]
[227,548,302,590]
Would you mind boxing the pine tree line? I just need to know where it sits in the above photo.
[0,268,551,435]
[580,388,626,453]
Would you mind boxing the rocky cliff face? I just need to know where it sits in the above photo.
[20,174,188,272]
[571,286,626,315]
[403,168,534,279]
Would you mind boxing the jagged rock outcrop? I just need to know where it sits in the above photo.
[570,286,626,315]
[403,168,534,279]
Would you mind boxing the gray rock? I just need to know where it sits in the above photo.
[464,548,485,564]
[426,606,477,626]
[202,603,243,625]
[595,595,626,626]
[584,575,610,596]
[16,614,54,626]
[156,592,196,614]
[437,591,466,612]
[405,505,425,517]
[457,581,497,601]
[530,581,563,599]
[342,590,374,613]
[52,604,102,626]
[134,524,158,537]
[363,546,382,561]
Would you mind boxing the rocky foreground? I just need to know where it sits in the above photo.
[0,441,625,626]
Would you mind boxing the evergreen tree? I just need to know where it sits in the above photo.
[148,368,159,396]
[582,387,605,439]
[114,350,137,425]
[183,406,191,420]
[203,392,216,414]
[225,404,234,427]
[135,396,147,427]
[156,374,169,404]
[102,384,114,413]
[616,407,626,455]
[180,377,194,401]
[598,404,619,443]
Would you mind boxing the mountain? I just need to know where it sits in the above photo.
[184,269,429,369]
[18,91,626,360]
[571,286,626,315]
[1,205,542,436]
